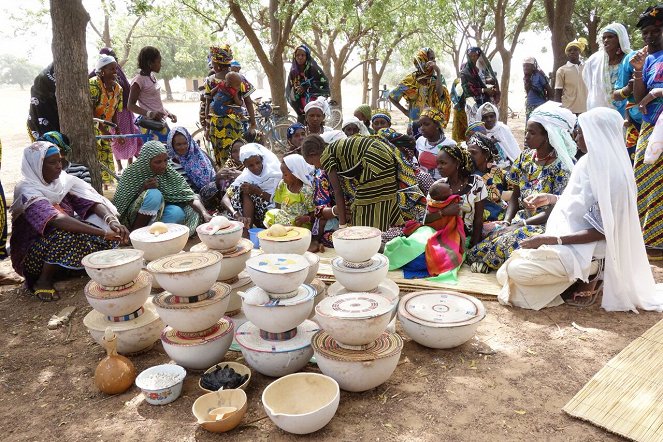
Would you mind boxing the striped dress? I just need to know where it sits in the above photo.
[320,137,403,231]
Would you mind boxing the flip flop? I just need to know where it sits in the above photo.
[33,288,61,302]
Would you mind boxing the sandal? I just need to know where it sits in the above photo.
[470,262,492,274]
[32,288,61,302]
[564,279,603,307]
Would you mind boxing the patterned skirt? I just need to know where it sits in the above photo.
[467,224,545,270]
[0,180,7,260]
[209,114,243,168]
[634,122,663,249]
[111,109,143,160]
[94,126,116,183]
[451,108,468,143]
[228,185,271,228]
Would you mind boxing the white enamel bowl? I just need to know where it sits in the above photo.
[147,252,222,297]
[129,223,189,262]
[262,373,340,435]
[331,226,382,263]
[135,364,186,405]
[152,283,231,332]
[196,221,244,251]
[160,319,235,370]
[81,249,144,288]
[245,254,309,296]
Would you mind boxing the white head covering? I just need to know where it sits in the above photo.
[528,101,577,172]
[477,102,521,162]
[232,143,282,195]
[547,108,663,312]
[341,116,370,136]
[95,55,116,74]
[11,141,117,218]
[303,96,330,118]
[582,23,631,110]
[320,130,347,144]
[283,154,314,186]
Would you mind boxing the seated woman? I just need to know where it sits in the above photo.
[37,131,92,183]
[371,111,392,132]
[166,126,215,194]
[467,133,507,225]
[497,108,663,311]
[200,138,245,212]
[415,108,457,180]
[285,123,306,155]
[264,154,315,228]
[341,116,370,137]
[467,101,577,273]
[113,140,211,235]
[10,141,129,301]
[304,97,332,136]
[477,102,521,166]
[221,143,282,229]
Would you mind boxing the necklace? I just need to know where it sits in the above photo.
[305,126,323,136]
[448,178,467,194]
[534,148,555,163]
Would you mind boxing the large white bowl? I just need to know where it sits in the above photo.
[147,251,222,297]
[82,249,144,288]
[240,285,314,334]
[398,290,486,349]
[258,227,311,255]
[161,318,234,370]
[312,330,403,392]
[262,373,340,435]
[153,283,231,332]
[83,299,163,355]
[196,221,244,251]
[235,320,318,378]
[303,252,320,284]
[245,254,309,296]
[130,223,189,262]
[85,270,152,318]
[331,253,388,292]
[192,239,253,282]
[135,364,186,405]
[332,226,382,263]
[315,293,393,347]
[308,278,327,320]
[328,279,399,321]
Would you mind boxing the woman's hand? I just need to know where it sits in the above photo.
[201,211,213,223]
[168,113,177,123]
[294,215,311,227]
[143,177,158,191]
[440,203,462,216]
[237,216,251,229]
[523,193,557,210]
[103,229,123,242]
[108,221,130,244]
[520,235,558,249]
[639,88,663,114]
[629,48,647,71]
[240,183,261,195]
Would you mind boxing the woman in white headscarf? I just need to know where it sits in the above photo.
[303,96,333,135]
[477,102,521,164]
[467,101,577,272]
[583,23,631,114]
[341,116,370,137]
[496,108,663,311]
[263,154,315,228]
[221,143,282,228]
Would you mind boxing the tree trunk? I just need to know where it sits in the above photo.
[498,52,511,122]
[163,78,173,101]
[362,61,369,104]
[50,0,102,191]
[262,54,288,116]
[330,62,343,112]
[370,60,380,108]
[544,0,577,75]
[587,15,600,55]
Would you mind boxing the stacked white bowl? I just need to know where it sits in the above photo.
[147,251,234,370]
[129,223,189,290]
[82,249,163,355]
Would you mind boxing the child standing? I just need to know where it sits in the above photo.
[264,154,315,229]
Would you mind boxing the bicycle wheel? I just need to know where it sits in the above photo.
[328,108,343,130]
[268,123,293,155]
[191,127,214,159]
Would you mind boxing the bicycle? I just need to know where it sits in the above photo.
[296,78,343,130]
[254,99,297,154]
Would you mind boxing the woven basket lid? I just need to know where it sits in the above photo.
[82,248,143,269]
[331,253,388,273]
[246,253,309,274]
[332,226,381,240]
[129,223,188,243]
[153,282,231,309]
[83,298,161,331]
[316,293,392,320]
[161,318,234,346]
[258,226,309,243]
[243,284,315,307]
[235,320,319,353]
[311,330,403,362]
[398,290,486,328]
[85,270,152,300]
[147,251,221,274]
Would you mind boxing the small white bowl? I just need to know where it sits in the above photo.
[153,283,231,332]
[82,249,144,288]
[398,290,486,349]
[258,227,311,255]
[84,270,152,318]
[331,254,388,292]
[196,221,244,251]
[262,373,340,435]
[303,252,320,284]
[161,318,235,370]
[332,226,382,263]
[130,223,189,262]
[147,251,222,297]
[315,293,393,347]
[240,285,315,334]
[135,364,186,405]
[245,254,309,296]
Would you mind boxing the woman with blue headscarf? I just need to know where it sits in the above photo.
[285,122,306,155]
[286,45,330,123]
[166,126,215,193]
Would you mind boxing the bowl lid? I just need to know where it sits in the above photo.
[161,318,234,346]
[153,282,231,309]
[83,298,161,331]
[311,330,403,362]
[147,251,222,274]
[258,226,309,243]
[192,238,253,258]
[333,226,381,240]
[235,320,319,353]
[243,284,315,307]
[316,293,393,319]
[398,290,486,328]
[246,254,309,274]
[331,253,388,273]
[82,248,144,269]
[130,223,189,243]
[197,220,243,235]
[328,279,399,303]
[85,270,152,299]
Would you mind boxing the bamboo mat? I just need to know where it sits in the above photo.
[563,319,663,441]
[314,249,500,300]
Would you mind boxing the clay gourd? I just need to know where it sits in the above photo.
[94,327,137,394]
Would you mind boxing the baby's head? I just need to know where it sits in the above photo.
[225,71,242,89]
[428,180,452,202]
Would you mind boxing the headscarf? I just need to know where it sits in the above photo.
[420,108,445,128]
[11,141,117,218]
[341,116,370,136]
[210,44,233,65]
[413,48,434,74]
[378,128,417,157]
[287,122,305,140]
[465,121,486,137]
[230,60,241,68]
[38,131,71,156]
[99,48,130,103]
[468,133,500,163]
[583,23,631,110]
[439,143,474,177]
[476,102,521,162]
[355,104,372,121]
[283,154,314,186]
[467,47,482,56]
[528,101,577,171]
[637,5,663,28]
[546,108,663,312]
[290,44,312,76]
[232,143,282,195]
[304,96,330,118]
[113,141,195,219]
[320,130,346,144]
[565,38,588,54]
[166,127,215,191]
[95,55,116,74]
[522,56,538,66]
[371,112,391,125]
